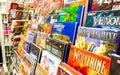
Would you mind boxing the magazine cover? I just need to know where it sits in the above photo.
[85,10,120,30]
[64,0,86,7]
[19,62,30,75]
[35,64,48,75]
[57,62,83,75]
[90,0,120,11]
[11,20,27,32]
[67,46,111,75]
[53,22,78,44]
[22,41,30,53]
[46,37,70,62]
[40,50,61,75]
[75,27,116,55]
[29,43,42,62]
[36,32,50,49]
[58,5,84,25]
[26,30,37,43]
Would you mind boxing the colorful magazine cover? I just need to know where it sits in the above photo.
[58,5,84,24]
[85,10,120,30]
[67,46,111,75]
[40,50,61,75]
[19,62,30,75]
[26,30,37,43]
[64,0,87,7]
[35,64,48,75]
[29,43,42,63]
[75,27,116,55]
[89,0,120,11]
[57,62,83,75]
[36,32,49,49]
[53,22,78,44]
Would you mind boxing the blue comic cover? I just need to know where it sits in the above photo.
[85,10,120,30]
[53,22,79,44]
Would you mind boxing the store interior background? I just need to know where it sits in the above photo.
[0,0,120,75]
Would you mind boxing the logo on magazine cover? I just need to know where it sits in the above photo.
[94,14,120,26]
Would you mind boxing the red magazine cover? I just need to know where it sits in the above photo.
[67,46,111,75]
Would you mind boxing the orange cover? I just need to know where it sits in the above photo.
[67,46,111,75]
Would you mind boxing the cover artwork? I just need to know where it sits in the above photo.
[64,0,86,7]
[46,37,69,62]
[85,10,120,30]
[58,5,84,24]
[35,64,48,75]
[75,27,116,55]
[40,50,61,75]
[90,0,120,11]
[26,30,37,43]
[57,62,83,75]
[53,22,78,44]
[67,46,111,75]
[36,32,49,49]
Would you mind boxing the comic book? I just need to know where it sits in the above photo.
[35,64,48,75]
[85,10,120,30]
[53,22,78,44]
[75,27,117,55]
[40,50,61,75]
[89,0,120,11]
[57,62,83,75]
[67,45,111,75]
[58,6,84,24]
[46,37,70,62]
[64,0,87,7]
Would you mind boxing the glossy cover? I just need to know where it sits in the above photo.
[58,5,84,25]
[26,30,37,43]
[89,0,120,11]
[85,10,120,30]
[35,64,48,75]
[75,27,116,55]
[64,0,86,7]
[67,46,111,75]
[36,32,50,49]
[40,50,61,75]
[46,37,70,62]
[57,62,83,75]
[53,22,78,44]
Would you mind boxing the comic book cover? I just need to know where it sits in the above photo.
[53,22,78,44]
[45,37,70,62]
[89,0,120,11]
[57,62,83,75]
[26,30,37,43]
[85,10,120,30]
[75,27,117,55]
[29,43,43,63]
[67,45,111,75]
[35,64,48,75]
[64,0,87,7]
[36,32,49,49]
[58,6,84,24]
[40,50,61,75]
[19,62,30,75]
